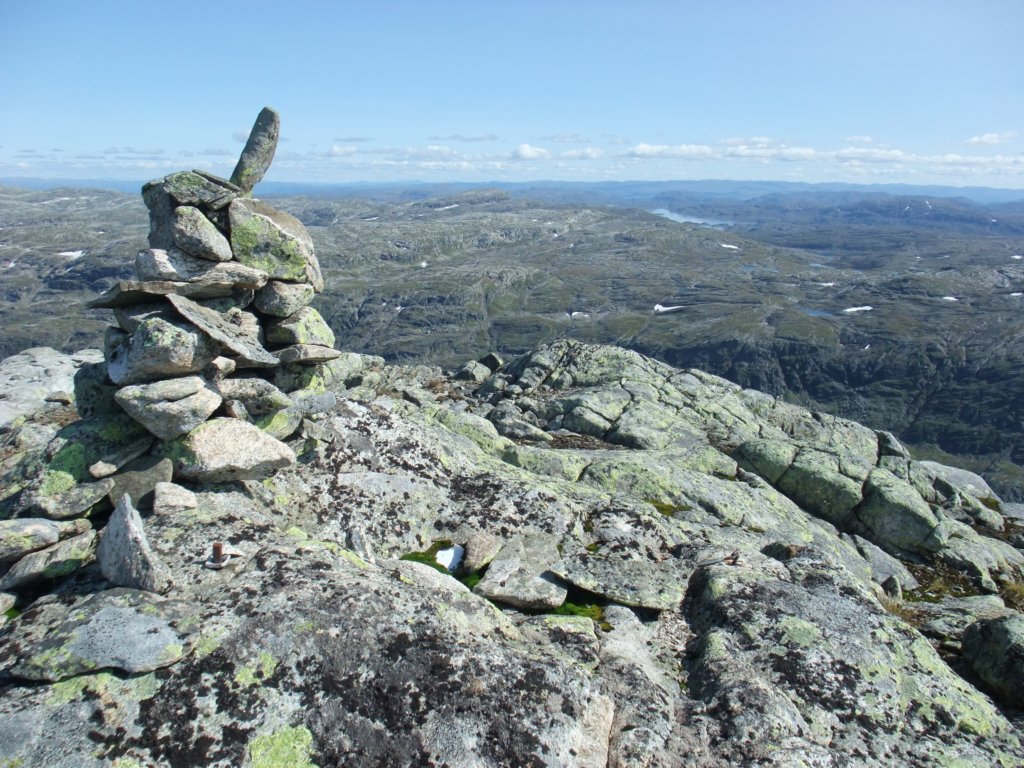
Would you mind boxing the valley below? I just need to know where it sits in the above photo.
[2,180,1023,499]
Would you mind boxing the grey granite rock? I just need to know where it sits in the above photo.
[152,481,197,516]
[88,435,155,479]
[963,613,1024,707]
[115,376,222,440]
[97,494,174,594]
[105,457,174,511]
[168,417,296,482]
[274,344,342,364]
[229,106,280,193]
[26,478,114,520]
[135,247,267,289]
[253,279,315,317]
[473,534,567,609]
[162,169,238,209]
[0,347,103,430]
[89,279,251,308]
[213,376,291,416]
[265,306,336,347]
[106,316,219,385]
[172,205,233,262]
[551,552,687,610]
[0,529,96,592]
[228,197,323,290]
[166,293,278,367]
[0,518,90,563]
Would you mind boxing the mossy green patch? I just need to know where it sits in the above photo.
[645,498,693,516]
[400,539,454,573]
[248,725,317,768]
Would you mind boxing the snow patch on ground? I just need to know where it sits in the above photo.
[843,306,873,313]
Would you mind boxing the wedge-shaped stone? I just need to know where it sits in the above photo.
[97,495,174,594]
[115,376,222,440]
[166,293,278,367]
[173,205,232,261]
[274,344,342,365]
[89,434,155,478]
[254,280,315,317]
[8,588,194,682]
[163,170,238,209]
[89,279,249,308]
[473,534,567,609]
[135,248,267,289]
[230,106,280,193]
[169,417,296,482]
[0,529,96,592]
[229,197,324,290]
[0,518,90,563]
[107,316,219,385]
[265,306,335,347]
[215,376,292,416]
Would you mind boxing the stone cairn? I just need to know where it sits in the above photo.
[89,106,341,481]
[0,108,343,607]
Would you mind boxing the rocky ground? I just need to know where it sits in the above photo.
[1,340,1023,767]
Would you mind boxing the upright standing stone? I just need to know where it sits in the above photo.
[97,495,174,594]
[230,106,280,194]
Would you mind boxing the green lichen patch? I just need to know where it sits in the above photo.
[248,725,317,768]
[644,498,693,517]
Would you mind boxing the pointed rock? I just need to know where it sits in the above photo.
[115,376,223,440]
[230,106,280,193]
[97,495,174,594]
[165,294,279,367]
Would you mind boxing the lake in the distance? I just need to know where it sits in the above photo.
[650,208,731,228]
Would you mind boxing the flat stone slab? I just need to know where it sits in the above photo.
[88,279,248,308]
[6,588,196,682]
[115,376,222,440]
[274,344,342,364]
[89,435,155,479]
[162,169,238,209]
[0,529,96,592]
[169,417,296,482]
[26,478,114,520]
[135,248,267,288]
[550,553,688,611]
[473,534,567,609]
[166,293,279,367]
[0,518,90,563]
[0,346,103,430]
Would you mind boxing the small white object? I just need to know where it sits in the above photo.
[435,545,465,572]
[941,296,959,302]
[58,249,84,258]
[718,242,739,250]
[842,306,873,313]
[420,261,428,268]
[654,303,685,314]
[816,282,835,287]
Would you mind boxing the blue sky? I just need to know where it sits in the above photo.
[1,0,1022,187]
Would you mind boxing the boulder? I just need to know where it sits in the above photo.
[229,106,280,193]
[962,614,1024,707]
[161,169,238,209]
[172,205,233,261]
[265,306,335,347]
[473,534,567,609]
[0,529,96,592]
[106,316,219,385]
[97,495,174,594]
[134,247,267,289]
[228,197,323,290]
[114,376,223,440]
[856,467,947,555]
[0,518,90,563]
[253,280,315,317]
[168,417,296,482]
[214,377,292,416]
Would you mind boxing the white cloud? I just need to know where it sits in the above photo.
[327,144,357,157]
[625,143,714,159]
[512,143,550,160]
[834,147,907,162]
[403,145,459,160]
[725,144,817,161]
[845,135,875,144]
[542,133,590,143]
[430,133,499,142]
[965,131,1018,146]
[335,136,372,143]
[560,147,603,159]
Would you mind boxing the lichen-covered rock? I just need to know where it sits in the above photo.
[473,534,568,609]
[135,247,267,288]
[856,467,947,555]
[165,294,278,367]
[114,376,222,440]
[228,197,323,290]
[168,417,295,482]
[172,205,233,262]
[0,518,90,563]
[962,613,1024,707]
[106,316,219,385]
[161,169,238,209]
[274,344,342,365]
[230,106,281,193]
[213,376,291,416]
[265,306,335,347]
[253,279,315,317]
[97,494,174,594]
[0,529,96,592]
[26,477,114,520]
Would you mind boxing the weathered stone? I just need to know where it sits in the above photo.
[856,467,946,555]
[115,376,222,440]
[203,355,237,381]
[473,534,567,609]
[254,407,303,440]
[165,293,278,367]
[0,347,104,430]
[479,352,504,372]
[106,316,219,385]
[111,301,174,333]
[265,306,335,347]
[152,481,197,516]
[455,360,491,383]
[230,106,280,193]
[26,478,114,520]
[88,435,155,479]
[135,248,267,289]
[172,205,233,262]
[462,532,502,572]
[105,457,174,511]
[168,417,296,482]
[8,588,194,681]
[0,518,90,563]
[228,197,323,290]
[254,280,315,317]
[845,534,920,591]
[97,495,174,594]
[214,377,292,416]
[89,279,252,308]
[274,344,342,364]
[963,614,1024,707]
[162,170,238,209]
[551,552,687,611]
[0,529,96,592]
[141,179,176,249]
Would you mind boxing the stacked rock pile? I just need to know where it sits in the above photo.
[89,106,341,481]
[0,108,346,609]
